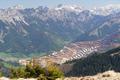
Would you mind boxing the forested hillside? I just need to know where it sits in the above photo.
[62,47,120,77]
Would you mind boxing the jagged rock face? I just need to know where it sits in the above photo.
[0,5,120,54]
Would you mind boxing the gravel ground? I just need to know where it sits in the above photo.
[57,71,120,80]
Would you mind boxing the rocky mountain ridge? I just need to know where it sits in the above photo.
[0,4,120,54]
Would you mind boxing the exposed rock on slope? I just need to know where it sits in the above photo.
[0,5,120,54]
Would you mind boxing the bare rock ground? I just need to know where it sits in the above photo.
[57,71,120,80]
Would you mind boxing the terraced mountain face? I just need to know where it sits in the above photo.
[24,33,119,65]
[0,4,120,55]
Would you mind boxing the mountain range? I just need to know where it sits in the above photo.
[0,4,120,56]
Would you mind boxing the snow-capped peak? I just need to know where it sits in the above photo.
[90,4,120,16]
[99,4,120,10]
[9,4,24,10]
[55,4,83,12]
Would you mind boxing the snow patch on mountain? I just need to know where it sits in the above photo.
[90,4,120,16]
[9,4,24,10]
[0,4,120,27]
[55,4,83,12]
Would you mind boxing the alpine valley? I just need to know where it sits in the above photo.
[0,4,120,62]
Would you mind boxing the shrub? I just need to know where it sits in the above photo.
[47,65,64,80]
[25,64,45,78]
[10,62,64,79]
[10,67,25,78]
[0,72,3,77]
[37,74,47,80]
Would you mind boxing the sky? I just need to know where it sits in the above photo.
[0,0,120,9]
